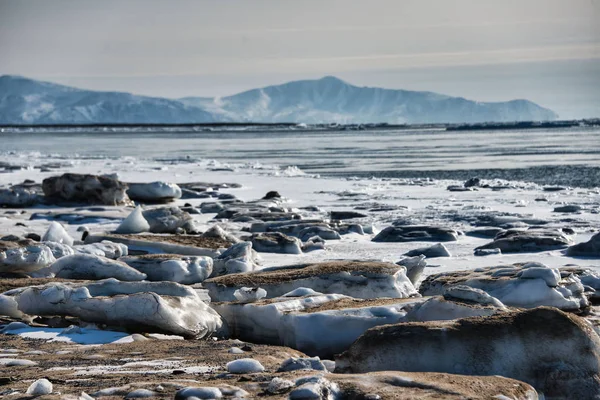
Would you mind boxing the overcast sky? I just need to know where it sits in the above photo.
[1,0,599,118]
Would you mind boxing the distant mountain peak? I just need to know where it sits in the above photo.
[0,75,558,125]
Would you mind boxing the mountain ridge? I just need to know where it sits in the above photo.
[0,75,558,125]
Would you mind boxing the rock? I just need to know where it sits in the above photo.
[42,173,130,205]
[205,261,418,302]
[289,376,338,400]
[475,228,572,253]
[544,186,567,191]
[0,243,56,273]
[212,242,259,277]
[419,262,588,310]
[3,279,222,338]
[120,254,213,284]
[200,202,224,213]
[373,225,459,242]
[474,248,502,256]
[404,243,451,258]
[464,177,481,187]
[115,206,151,234]
[251,232,302,254]
[142,207,196,234]
[554,205,582,213]
[335,307,600,399]
[41,221,74,246]
[330,210,367,220]
[49,254,143,281]
[262,191,281,200]
[266,377,295,394]
[466,227,505,238]
[298,226,341,242]
[567,232,600,257]
[25,233,41,242]
[127,182,182,203]
[447,185,473,192]
[226,358,264,374]
[26,379,53,396]
[396,255,427,285]
[278,357,326,372]
[0,234,20,241]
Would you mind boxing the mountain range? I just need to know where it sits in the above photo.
[0,75,558,125]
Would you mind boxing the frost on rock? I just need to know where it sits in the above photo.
[142,206,197,234]
[212,293,419,357]
[419,262,588,311]
[205,261,418,302]
[233,287,267,303]
[26,378,53,396]
[212,242,259,277]
[0,244,56,273]
[120,254,213,284]
[42,173,131,206]
[335,307,600,399]
[49,254,146,281]
[127,182,182,203]
[42,221,74,246]
[3,279,221,338]
[115,206,150,234]
[226,358,265,374]
[251,232,303,254]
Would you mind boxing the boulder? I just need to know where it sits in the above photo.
[251,232,303,254]
[419,262,588,311]
[373,225,459,242]
[335,307,600,399]
[127,182,182,203]
[404,243,451,258]
[204,261,418,302]
[330,211,367,220]
[49,254,147,281]
[120,254,213,284]
[475,228,572,253]
[567,232,600,257]
[1,279,222,338]
[554,205,582,213]
[42,173,130,205]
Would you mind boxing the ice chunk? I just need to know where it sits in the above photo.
[282,287,322,297]
[26,379,53,396]
[175,387,222,400]
[0,244,56,273]
[226,358,265,374]
[120,254,212,284]
[50,254,147,281]
[233,287,267,303]
[115,206,150,234]
[41,221,74,246]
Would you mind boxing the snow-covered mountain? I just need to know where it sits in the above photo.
[0,75,557,125]
[0,75,220,124]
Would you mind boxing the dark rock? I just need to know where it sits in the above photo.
[554,205,582,213]
[373,226,459,243]
[25,233,41,242]
[42,173,130,205]
[475,228,572,253]
[263,191,282,200]
[330,211,368,220]
[567,232,600,257]
[464,177,481,188]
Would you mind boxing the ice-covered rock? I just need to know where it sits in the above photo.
[120,254,212,284]
[212,242,259,277]
[567,232,600,257]
[326,372,537,399]
[278,356,326,372]
[49,254,147,281]
[373,225,459,242]
[205,261,418,302]
[74,241,128,259]
[142,206,197,234]
[115,206,151,234]
[475,228,572,253]
[335,307,600,399]
[474,248,502,256]
[251,232,303,254]
[404,243,451,258]
[420,262,587,310]
[175,387,222,400]
[0,243,56,273]
[26,379,53,396]
[212,293,421,357]
[233,287,267,303]
[397,255,427,285]
[0,187,42,207]
[42,221,74,246]
[127,182,182,203]
[42,173,130,205]
[226,358,265,374]
[266,377,295,394]
[3,279,221,338]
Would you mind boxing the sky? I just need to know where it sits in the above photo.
[0,0,599,118]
